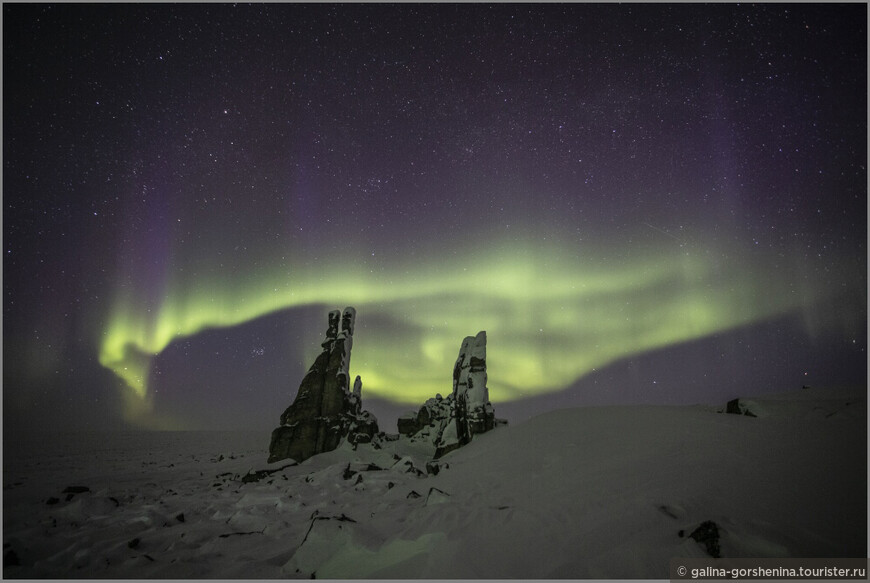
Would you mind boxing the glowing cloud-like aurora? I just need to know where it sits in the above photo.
[99,235,828,426]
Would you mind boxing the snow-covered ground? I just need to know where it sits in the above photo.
[3,386,866,578]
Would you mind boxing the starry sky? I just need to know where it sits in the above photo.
[3,3,866,433]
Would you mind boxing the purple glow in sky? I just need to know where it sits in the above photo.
[3,3,866,432]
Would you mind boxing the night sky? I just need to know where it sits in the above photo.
[3,3,866,433]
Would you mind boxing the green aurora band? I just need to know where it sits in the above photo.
[99,236,831,426]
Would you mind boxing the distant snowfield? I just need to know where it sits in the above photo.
[3,387,866,578]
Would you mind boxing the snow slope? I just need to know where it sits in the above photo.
[3,387,865,578]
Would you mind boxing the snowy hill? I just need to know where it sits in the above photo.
[3,386,865,578]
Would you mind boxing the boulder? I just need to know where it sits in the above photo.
[689,520,721,558]
[725,398,758,418]
[396,411,421,436]
[268,308,380,464]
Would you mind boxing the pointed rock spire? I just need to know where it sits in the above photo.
[268,307,379,464]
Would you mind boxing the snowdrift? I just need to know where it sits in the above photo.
[3,387,865,578]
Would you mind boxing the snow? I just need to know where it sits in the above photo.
[3,387,865,578]
[438,418,459,445]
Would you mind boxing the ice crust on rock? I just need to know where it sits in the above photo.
[268,307,380,464]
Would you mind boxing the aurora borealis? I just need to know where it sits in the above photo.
[4,4,866,432]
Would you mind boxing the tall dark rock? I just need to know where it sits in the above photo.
[268,307,379,464]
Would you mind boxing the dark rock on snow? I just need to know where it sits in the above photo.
[689,520,721,558]
[725,398,757,417]
[242,463,297,484]
[62,486,90,494]
[425,460,448,476]
[268,307,381,464]
[267,309,504,467]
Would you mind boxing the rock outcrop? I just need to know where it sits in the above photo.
[268,307,380,464]
[725,398,759,418]
[396,394,451,439]
[397,330,505,458]
[688,520,722,558]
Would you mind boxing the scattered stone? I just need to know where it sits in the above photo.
[425,460,448,475]
[62,486,90,494]
[175,513,185,523]
[127,538,140,549]
[406,490,421,499]
[689,520,721,558]
[341,461,383,481]
[241,463,297,484]
[394,458,426,477]
[46,497,60,506]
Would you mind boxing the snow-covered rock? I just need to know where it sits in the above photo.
[397,331,504,458]
[725,397,766,417]
[396,394,451,438]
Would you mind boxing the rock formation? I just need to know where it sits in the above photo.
[725,398,759,417]
[268,307,379,464]
[688,520,722,558]
[396,394,451,438]
[397,330,504,458]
